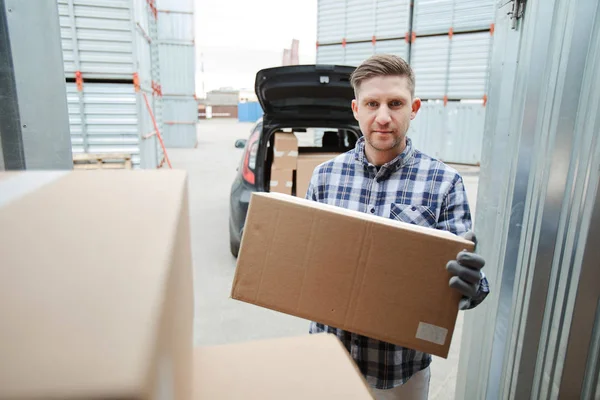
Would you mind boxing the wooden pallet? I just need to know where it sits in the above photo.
[73,153,133,170]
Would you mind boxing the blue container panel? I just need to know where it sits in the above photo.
[238,102,263,123]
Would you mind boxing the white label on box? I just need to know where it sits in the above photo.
[274,150,285,157]
[416,322,448,345]
[285,181,293,188]
[287,150,298,157]
[154,352,174,400]
[270,180,279,187]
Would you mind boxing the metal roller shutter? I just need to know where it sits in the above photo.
[411,35,450,99]
[447,32,492,99]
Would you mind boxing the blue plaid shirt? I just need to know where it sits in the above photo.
[305,136,490,390]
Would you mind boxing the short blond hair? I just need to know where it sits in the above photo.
[350,54,415,98]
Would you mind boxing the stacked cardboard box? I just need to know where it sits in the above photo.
[0,171,374,399]
[270,132,343,198]
[270,132,297,195]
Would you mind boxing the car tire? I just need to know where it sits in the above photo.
[229,225,240,258]
[230,237,240,258]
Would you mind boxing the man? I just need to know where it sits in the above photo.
[305,54,490,399]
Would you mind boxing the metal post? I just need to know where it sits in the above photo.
[66,0,88,153]
[0,0,72,170]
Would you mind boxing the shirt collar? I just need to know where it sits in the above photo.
[353,136,416,171]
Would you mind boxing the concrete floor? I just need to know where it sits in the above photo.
[168,119,480,400]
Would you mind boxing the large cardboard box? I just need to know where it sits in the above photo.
[269,167,294,195]
[194,334,373,399]
[0,171,193,399]
[232,193,475,358]
[272,132,298,170]
[295,153,341,198]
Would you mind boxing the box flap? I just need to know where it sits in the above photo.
[194,334,373,399]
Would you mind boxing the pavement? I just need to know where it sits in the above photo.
[168,119,480,400]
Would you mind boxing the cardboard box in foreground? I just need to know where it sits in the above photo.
[232,193,475,358]
[194,334,374,399]
[0,171,193,399]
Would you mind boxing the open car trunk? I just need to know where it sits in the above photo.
[254,65,360,195]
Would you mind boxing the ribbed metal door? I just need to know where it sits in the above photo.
[411,35,450,99]
[456,1,600,399]
[447,32,492,99]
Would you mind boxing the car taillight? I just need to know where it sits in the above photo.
[242,132,259,185]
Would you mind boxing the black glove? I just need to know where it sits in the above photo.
[446,231,485,310]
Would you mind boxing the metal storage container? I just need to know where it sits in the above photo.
[158,44,195,96]
[375,0,411,40]
[411,35,450,99]
[409,101,485,165]
[345,0,375,42]
[344,42,375,66]
[317,40,408,67]
[317,44,345,64]
[317,0,411,44]
[447,31,492,99]
[413,0,496,36]
[161,97,197,148]
[156,0,196,148]
[58,0,136,79]
[317,0,345,45]
[65,82,161,168]
[374,39,409,61]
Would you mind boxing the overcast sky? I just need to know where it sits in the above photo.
[194,0,317,96]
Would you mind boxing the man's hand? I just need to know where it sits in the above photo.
[446,231,485,310]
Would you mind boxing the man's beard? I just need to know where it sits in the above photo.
[365,132,406,151]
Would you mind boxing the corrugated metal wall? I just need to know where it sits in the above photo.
[315,0,495,164]
[57,0,163,168]
[156,0,197,148]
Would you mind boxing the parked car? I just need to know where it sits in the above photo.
[229,64,361,257]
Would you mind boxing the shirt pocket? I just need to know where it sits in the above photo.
[389,203,437,228]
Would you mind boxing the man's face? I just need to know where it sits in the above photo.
[351,75,421,154]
